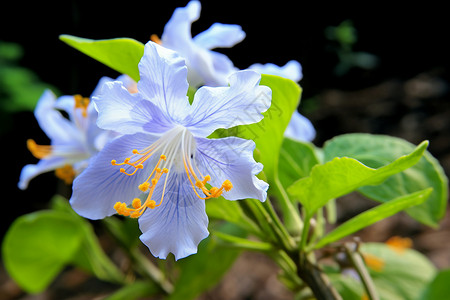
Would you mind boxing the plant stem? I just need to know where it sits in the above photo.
[273,177,304,235]
[344,242,379,300]
[297,254,342,300]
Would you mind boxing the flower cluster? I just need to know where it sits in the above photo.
[19,1,315,260]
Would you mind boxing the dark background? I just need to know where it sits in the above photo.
[2,0,449,238]
[1,1,449,297]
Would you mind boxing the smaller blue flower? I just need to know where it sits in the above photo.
[151,0,245,88]
[18,76,125,189]
[152,0,315,142]
[70,41,270,260]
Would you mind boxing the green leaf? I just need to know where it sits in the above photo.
[324,134,448,227]
[213,230,273,251]
[278,137,321,189]
[361,242,436,300]
[59,35,144,81]
[419,269,450,300]
[50,196,126,284]
[2,210,85,293]
[314,188,432,249]
[288,140,428,216]
[169,223,245,300]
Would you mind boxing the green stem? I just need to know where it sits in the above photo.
[299,210,311,252]
[260,198,297,252]
[344,242,379,300]
[273,177,304,235]
[130,248,174,294]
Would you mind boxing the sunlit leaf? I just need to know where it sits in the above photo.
[324,134,448,227]
[314,188,432,249]
[288,140,428,216]
[60,35,144,81]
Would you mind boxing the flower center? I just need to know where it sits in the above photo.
[74,94,90,118]
[112,126,232,218]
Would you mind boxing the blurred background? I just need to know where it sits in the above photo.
[1,1,449,299]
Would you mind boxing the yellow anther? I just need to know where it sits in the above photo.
[222,180,233,192]
[209,187,223,198]
[151,178,158,185]
[147,200,157,209]
[150,34,162,45]
[139,182,151,192]
[162,168,169,173]
[27,139,53,159]
[74,94,90,117]
[132,198,142,209]
[195,181,204,188]
[202,175,211,184]
[130,211,141,218]
[136,164,144,169]
[132,149,140,154]
[111,160,117,165]
[156,168,161,173]
[120,168,126,173]
[55,164,76,184]
[114,202,122,211]
[160,154,166,160]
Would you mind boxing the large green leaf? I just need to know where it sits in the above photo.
[59,35,144,81]
[278,137,321,189]
[2,210,85,293]
[324,134,448,227]
[361,242,436,300]
[314,188,432,249]
[329,242,436,300]
[287,141,428,216]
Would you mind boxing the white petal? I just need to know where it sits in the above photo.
[284,110,316,142]
[70,133,160,220]
[195,136,268,202]
[161,0,201,50]
[185,70,271,137]
[137,41,190,123]
[249,60,303,82]
[193,23,246,49]
[139,172,209,260]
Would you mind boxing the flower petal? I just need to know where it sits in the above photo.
[18,158,67,190]
[249,60,303,82]
[185,70,271,137]
[195,136,268,202]
[193,23,246,50]
[137,41,190,123]
[35,90,82,144]
[70,133,160,220]
[94,81,173,135]
[161,0,201,50]
[139,172,209,260]
[284,110,316,142]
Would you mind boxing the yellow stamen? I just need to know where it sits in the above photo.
[113,150,170,218]
[74,94,90,117]
[55,164,76,184]
[385,236,412,254]
[150,34,162,45]
[27,139,52,159]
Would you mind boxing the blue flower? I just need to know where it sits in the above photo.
[70,41,270,260]
[18,76,125,190]
[153,0,315,142]
[151,0,245,88]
